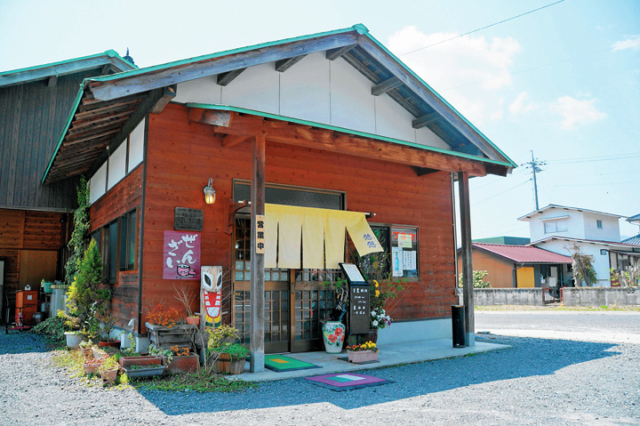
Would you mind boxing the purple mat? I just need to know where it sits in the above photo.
[304,373,393,391]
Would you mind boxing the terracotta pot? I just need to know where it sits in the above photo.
[321,321,346,353]
[98,340,121,348]
[81,347,93,359]
[119,355,162,369]
[347,349,378,363]
[83,360,103,375]
[186,316,200,326]
[101,368,118,384]
[166,354,199,375]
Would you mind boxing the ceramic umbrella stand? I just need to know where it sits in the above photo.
[322,321,346,353]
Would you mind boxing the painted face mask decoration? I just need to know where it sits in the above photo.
[201,266,222,327]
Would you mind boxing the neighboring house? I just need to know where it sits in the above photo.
[518,205,640,287]
[2,25,515,365]
[622,213,640,246]
[0,52,136,317]
[458,243,572,288]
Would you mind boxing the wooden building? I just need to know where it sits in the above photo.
[0,52,136,317]
[9,25,515,369]
[458,243,573,288]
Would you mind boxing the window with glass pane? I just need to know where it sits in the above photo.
[391,226,418,278]
[119,210,137,271]
[108,221,118,282]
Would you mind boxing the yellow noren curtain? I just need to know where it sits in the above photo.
[264,203,383,270]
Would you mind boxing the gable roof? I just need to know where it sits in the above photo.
[627,213,640,223]
[518,204,626,221]
[41,24,515,184]
[0,50,137,88]
[622,235,640,246]
[530,236,640,249]
[473,243,573,264]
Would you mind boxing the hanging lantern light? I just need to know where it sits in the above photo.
[203,178,216,205]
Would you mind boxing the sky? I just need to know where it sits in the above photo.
[1,0,639,241]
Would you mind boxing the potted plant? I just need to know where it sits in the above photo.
[98,315,121,347]
[165,345,199,375]
[206,325,248,375]
[118,333,163,368]
[59,311,84,349]
[174,285,201,326]
[123,363,165,379]
[98,356,120,385]
[83,357,103,375]
[366,280,393,344]
[79,340,94,358]
[346,340,379,363]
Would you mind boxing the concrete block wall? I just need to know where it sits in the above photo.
[561,287,640,306]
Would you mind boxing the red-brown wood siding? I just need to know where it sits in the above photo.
[89,165,143,231]
[0,208,67,305]
[141,104,457,325]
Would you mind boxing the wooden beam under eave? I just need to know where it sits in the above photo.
[326,44,357,60]
[217,68,246,86]
[222,134,250,148]
[188,108,233,127]
[47,75,57,88]
[150,85,177,114]
[412,113,440,129]
[371,77,402,96]
[275,55,306,72]
[415,167,439,176]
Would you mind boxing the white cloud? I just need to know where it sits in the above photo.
[549,96,607,130]
[509,92,536,115]
[387,26,520,124]
[612,35,640,51]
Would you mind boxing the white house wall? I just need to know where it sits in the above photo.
[173,52,451,150]
[583,212,621,242]
[108,143,127,189]
[528,210,585,242]
[535,240,611,287]
[128,119,145,171]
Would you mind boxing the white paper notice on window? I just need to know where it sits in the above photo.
[403,250,416,271]
[398,233,412,248]
[392,247,404,277]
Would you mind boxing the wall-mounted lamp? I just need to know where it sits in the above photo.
[203,178,216,205]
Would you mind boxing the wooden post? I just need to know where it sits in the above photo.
[458,171,475,346]
[250,134,266,372]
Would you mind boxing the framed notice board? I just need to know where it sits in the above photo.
[340,263,371,335]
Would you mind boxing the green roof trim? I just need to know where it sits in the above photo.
[0,50,137,78]
[186,103,514,168]
[360,32,517,168]
[85,24,363,85]
[41,86,85,184]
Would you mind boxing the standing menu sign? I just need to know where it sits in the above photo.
[340,263,370,335]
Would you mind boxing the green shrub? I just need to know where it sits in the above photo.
[32,315,66,341]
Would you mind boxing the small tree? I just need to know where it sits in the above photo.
[569,245,597,287]
[66,239,110,332]
[458,270,491,288]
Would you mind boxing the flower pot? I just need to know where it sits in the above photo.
[64,332,84,349]
[98,340,121,348]
[123,365,165,378]
[119,355,162,369]
[83,360,103,375]
[101,368,118,384]
[210,353,246,375]
[166,353,200,375]
[81,347,93,359]
[186,316,200,326]
[347,349,378,363]
[322,321,345,354]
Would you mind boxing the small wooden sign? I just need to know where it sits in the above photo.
[174,207,203,231]
[255,214,265,254]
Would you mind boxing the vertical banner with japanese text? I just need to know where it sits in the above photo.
[163,231,201,280]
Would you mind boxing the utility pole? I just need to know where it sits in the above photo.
[522,150,546,211]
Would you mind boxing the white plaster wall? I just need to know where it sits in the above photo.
[374,93,417,142]
[279,52,331,123]
[90,162,107,204]
[416,126,451,150]
[583,212,620,242]
[128,119,145,171]
[329,57,376,133]
[528,209,585,242]
[174,77,221,104]
[221,63,280,114]
[535,240,610,287]
[108,143,127,189]
[377,318,451,345]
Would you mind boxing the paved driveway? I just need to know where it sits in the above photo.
[1,312,639,425]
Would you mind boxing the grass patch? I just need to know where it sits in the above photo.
[131,370,257,393]
[51,348,256,393]
[475,305,640,312]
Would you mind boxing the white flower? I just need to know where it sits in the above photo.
[372,320,379,327]
[371,311,376,317]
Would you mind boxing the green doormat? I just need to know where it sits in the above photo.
[264,355,321,372]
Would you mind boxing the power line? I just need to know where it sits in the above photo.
[399,0,565,57]
[472,179,530,206]
[521,150,546,210]
[548,153,640,165]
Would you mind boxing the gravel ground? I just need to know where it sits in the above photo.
[1,313,639,426]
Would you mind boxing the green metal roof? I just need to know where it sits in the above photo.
[0,50,137,88]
